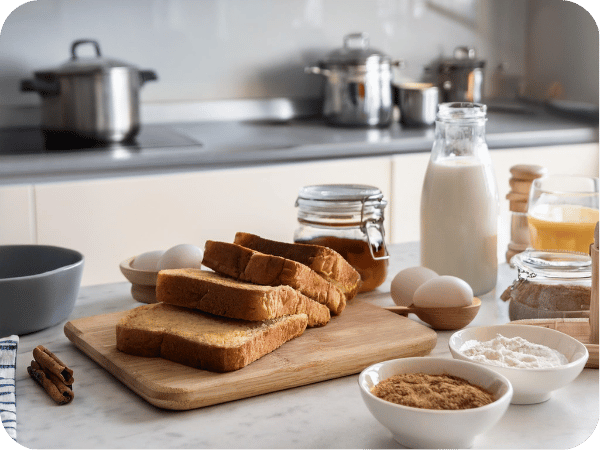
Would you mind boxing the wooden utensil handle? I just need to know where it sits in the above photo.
[590,222,599,344]
[384,306,415,317]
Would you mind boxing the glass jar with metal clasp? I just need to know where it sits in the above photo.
[501,249,592,320]
[294,184,389,292]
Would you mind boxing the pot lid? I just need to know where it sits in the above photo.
[439,46,485,70]
[321,33,391,67]
[40,40,137,76]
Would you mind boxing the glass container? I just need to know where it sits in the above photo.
[294,184,389,292]
[501,250,592,320]
[420,102,499,296]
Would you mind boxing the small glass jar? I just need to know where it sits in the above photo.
[501,249,592,320]
[294,184,389,292]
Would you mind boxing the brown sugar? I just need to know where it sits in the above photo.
[501,280,591,311]
[371,373,495,410]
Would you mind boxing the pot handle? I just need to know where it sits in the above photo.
[139,70,158,84]
[304,66,332,77]
[20,78,60,96]
[71,39,102,60]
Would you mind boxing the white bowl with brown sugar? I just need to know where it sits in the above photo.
[358,357,513,448]
[449,324,589,404]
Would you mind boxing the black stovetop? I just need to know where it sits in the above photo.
[0,124,202,155]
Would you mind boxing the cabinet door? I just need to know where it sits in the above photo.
[390,152,431,244]
[0,184,35,244]
[34,157,391,286]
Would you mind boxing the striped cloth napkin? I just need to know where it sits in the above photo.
[0,335,18,441]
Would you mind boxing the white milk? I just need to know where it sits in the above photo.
[420,157,498,296]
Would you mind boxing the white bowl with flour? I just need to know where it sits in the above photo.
[449,324,588,404]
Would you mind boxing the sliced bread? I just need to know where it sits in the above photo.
[156,269,330,327]
[202,240,346,315]
[116,302,307,372]
[233,232,361,300]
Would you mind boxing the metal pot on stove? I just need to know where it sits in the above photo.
[20,39,158,143]
[437,46,485,103]
[305,33,403,127]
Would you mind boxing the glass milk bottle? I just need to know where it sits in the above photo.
[420,103,499,296]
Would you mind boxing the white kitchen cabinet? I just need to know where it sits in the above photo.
[0,184,35,244]
[390,143,599,263]
[4,142,597,286]
[34,157,391,286]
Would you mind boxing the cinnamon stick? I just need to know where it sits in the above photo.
[27,361,74,405]
[32,345,74,385]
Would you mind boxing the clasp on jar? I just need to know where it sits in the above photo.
[360,193,389,261]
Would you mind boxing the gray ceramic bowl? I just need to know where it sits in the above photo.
[0,245,84,335]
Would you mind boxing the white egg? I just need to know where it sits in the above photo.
[156,244,204,271]
[413,276,473,308]
[131,250,165,271]
[390,266,439,306]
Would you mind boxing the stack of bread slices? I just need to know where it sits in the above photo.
[116,232,361,372]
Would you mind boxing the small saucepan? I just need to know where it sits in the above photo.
[396,82,439,127]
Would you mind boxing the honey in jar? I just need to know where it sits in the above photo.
[294,184,389,292]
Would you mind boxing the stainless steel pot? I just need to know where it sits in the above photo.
[21,39,157,143]
[305,33,402,127]
[437,47,485,103]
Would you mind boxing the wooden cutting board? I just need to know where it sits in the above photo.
[64,300,437,410]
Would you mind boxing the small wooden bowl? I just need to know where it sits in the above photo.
[385,297,481,330]
[119,256,158,304]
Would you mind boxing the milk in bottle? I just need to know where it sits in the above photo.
[420,103,499,296]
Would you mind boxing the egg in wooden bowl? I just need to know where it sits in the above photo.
[120,244,203,303]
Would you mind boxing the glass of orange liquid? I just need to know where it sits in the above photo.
[527,175,599,254]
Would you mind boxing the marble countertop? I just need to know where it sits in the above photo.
[0,100,597,185]
[7,242,599,449]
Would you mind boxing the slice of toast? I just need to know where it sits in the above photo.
[156,269,330,327]
[116,303,307,372]
[202,240,346,315]
[233,232,361,301]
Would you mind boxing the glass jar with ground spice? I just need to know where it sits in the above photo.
[501,249,592,320]
[294,184,389,292]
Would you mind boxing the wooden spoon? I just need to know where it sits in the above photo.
[385,297,481,330]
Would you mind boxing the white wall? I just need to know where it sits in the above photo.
[525,0,599,103]
[0,0,528,127]
[0,0,596,129]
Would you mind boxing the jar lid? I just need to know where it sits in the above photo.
[320,33,391,67]
[296,184,386,221]
[511,249,592,280]
[298,184,382,202]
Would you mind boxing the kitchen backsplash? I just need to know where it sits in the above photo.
[0,0,596,127]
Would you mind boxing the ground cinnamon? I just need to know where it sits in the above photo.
[371,373,494,410]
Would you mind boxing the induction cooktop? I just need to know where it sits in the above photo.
[0,124,202,155]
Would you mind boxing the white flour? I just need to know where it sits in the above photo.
[459,334,568,368]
